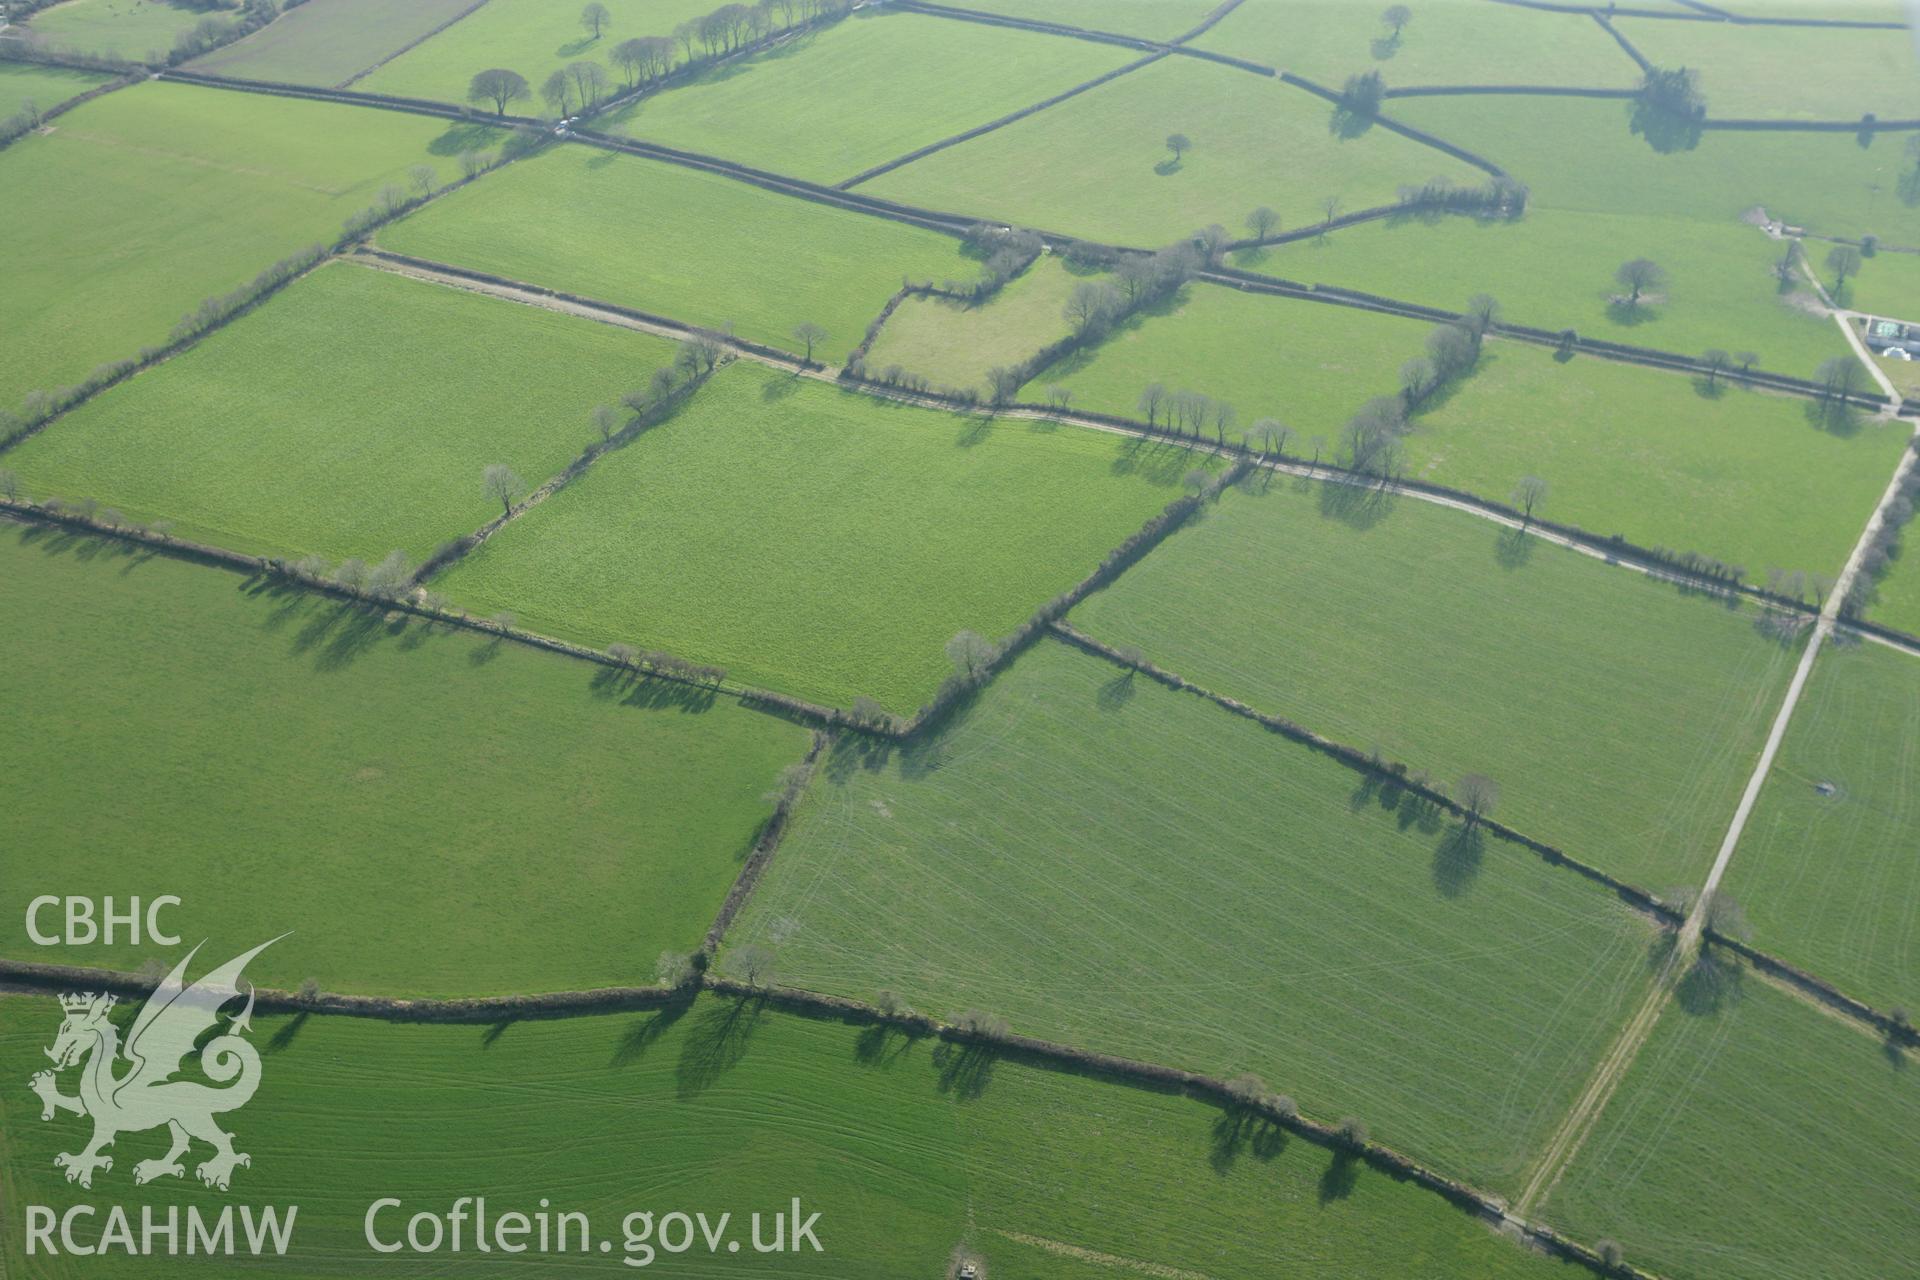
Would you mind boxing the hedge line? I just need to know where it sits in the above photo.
[159,66,537,124]
[335,0,491,89]
[0,67,139,151]
[1592,12,1653,74]
[0,953,1653,1280]
[1172,0,1248,44]
[1381,85,1638,99]
[888,0,1162,51]
[836,49,1169,190]
[702,732,828,952]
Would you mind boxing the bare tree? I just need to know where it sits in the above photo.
[1732,350,1760,382]
[541,68,574,117]
[1463,293,1501,354]
[1195,223,1230,265]
[1511,474,1548,524]
[655,950,695,988]
[1381,4,1411,36]
[1165,132,1192,163]
[1824,244,1862,294]
[467,68,530,117]
[581,1,610,38]
[1245,205,1280,241]
[1320,195,1341,230]
[791,321,828,364]
[726,943,778,988]
[406,163,437,197]
[1064,280,1115,335]
[1614,257,1667,306]
[567,59,609,109]
[591,403,620,442]
[0,469,17,502]
[1700,348,1730,390]
[1045,384,1073,412]
[1457,773,1500,826]
[1399,356,1438,408]
[986,365,1023,405]
[483,463,525,517]
[457,149,492,178]
[1137,381,1168,426]
[1426,322,1477,381]
[946,629,996,682]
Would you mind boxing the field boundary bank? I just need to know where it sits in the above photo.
[0,68,140,154]
[836,49,1169,189]
[1274,70,1510,177]
[702,733,827,951]
[1382,84,1637,99]
[335,0,494,89]
[0,503,845,731]
[227,250,1868,626]
[889,0,1164,51]
[1171,0,1247,44]
[1592,12,1653,73]
[0,958,1659,1280]
[1489,0,1908,27]
[157,66,539,124]
[1705,116,1920,133]
[1049,620,1681,924]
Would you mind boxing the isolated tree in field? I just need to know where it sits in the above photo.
[407,163,437,197]
[1245,205,1280,242]
[581,1,610,38]
[1824,244,1862,293]
[1511,474,1548,524]
[1165,132,1191,163]
[1456,773,1499,826]
[947,629,996,683]
[591,403,620,442]
[1614,257,1666,306]
[467,68,529,117]
[1381,4,1411,36]
[482,463,524,517]
[541,68,574,116]
[1700,348,1731,390]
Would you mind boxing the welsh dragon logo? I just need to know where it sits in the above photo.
[29,937,281,1191]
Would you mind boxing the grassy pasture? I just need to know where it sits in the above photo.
[16,0,209,59]
[356,0,720,105]
[379,143,971,359]
[1039,278,1422,439]
[435,364,1201,714]
[1615,16,1920,121]
[1067,480,1801,887]
[606,10,1133,184]
[1253,207,1848,377]
[0,523,807,997]
[185,0,479,86]
[0,996,1578,1279]
[1843,245,1920,320]
[953,0,1219,40]
[1721,640,1920,1012]
[863,255,1084,395]
[1546,978,1919,1280]
[7,262,675,564]
[731,639,1656,1191]
[1401,340,1911,580]
[1196,0,1639,89]
[0,58,108,118]
[1390,95,1920,243]
[0,80,502,411]
[863,55,1483,247]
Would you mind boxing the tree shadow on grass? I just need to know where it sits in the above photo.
[1431,821,1484,899]
[427,121,505,156]
[932,1037,997,1101]
[1673,946,1745,1017]
[1804,397,1865,438]
[1494,524,1536,571]
[761,374,802,403]
[585,665,718,715]
[822,730,896,784]
[1210,1105,1287,1174]
[263,1012,308,1055]
[1318,1149,1361,1203]
[1095,670,1136,713]
[675,994,765,1099]
[853,1020,925,1068]
[611,995,694,1068]
[1605,298,1661,328]
[1329,106,1374,140]
[1317,476,1396,532]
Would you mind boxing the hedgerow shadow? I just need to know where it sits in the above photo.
[675,993,765,1098]
[611,994,693,1067]
[1210,1103,1287,1173]
[932,1037,997,1100]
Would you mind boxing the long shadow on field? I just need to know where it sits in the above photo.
[264,1012,309,1055]
[932,1038,997,1101]
[1318,1149,1361,1202]
[1674,945,1746,1016]
[1431,822,1484,899]
[587,665,718,715]
[676,995,765,1098]
[1210,1105,1287,1173]
[1494,524,1536,571]
[612,995,695,1068]
[1096,670,1137,712]
[1316,475,1395,531]
[428,122,504,157]
[854,1021,925,1067]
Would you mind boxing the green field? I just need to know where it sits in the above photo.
[1615,16,1920,121]
[380,144,970,360]
[16,0,213,59]
[955,0,1218,40]
[863,256,1083,395]
[1197,0,1639,89]
[1721,640,1920,1012]
[1868,516,1920,635]
[0,58,108,118]
[1042,278,1424,441]
[1844,245,1920,320]
[186,0,479,86]
[356,0,721,105]
[863,54,1483,246]
[1546,978,1919,1280]
[8,262,674,565]
[731,638,1655,1190]
[436,364,1200,714]
[1255,208,1848,378]
[1390,95,1920,244]
[1068,478,1800,887]
[1401,340,1910,581]
[0,80,502,411]
[606,10,1131,184]
[0,522,807,997]
[0,994,1579,1279]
